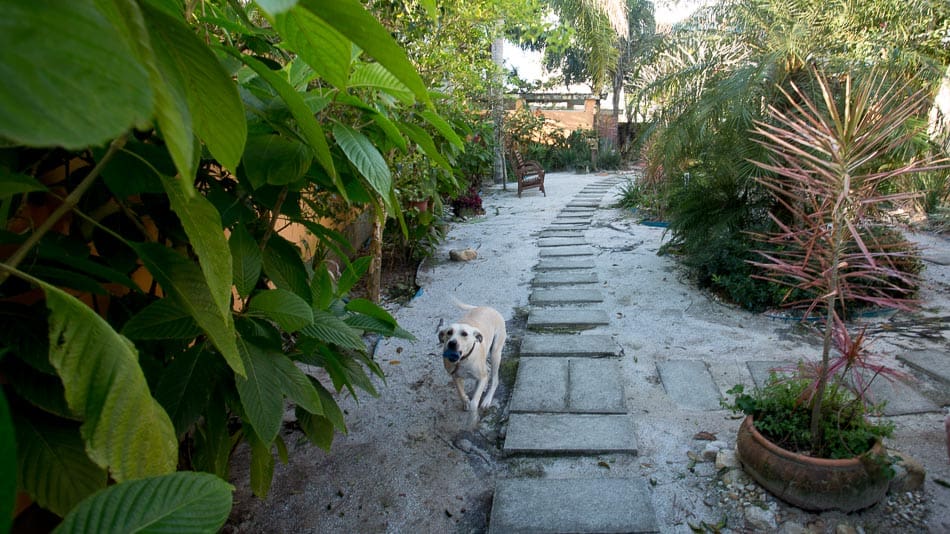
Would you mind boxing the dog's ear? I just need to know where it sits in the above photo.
[474,329,484,343]
[438,329,447,344]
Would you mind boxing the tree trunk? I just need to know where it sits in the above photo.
[491,35,506,187]
[928,64,950,154]
[366,208,384,304]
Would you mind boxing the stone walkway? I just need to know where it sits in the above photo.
[490,178,660,533]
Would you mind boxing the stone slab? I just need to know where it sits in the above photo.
[567,201,600,208]
[569,358,626,413]
[503,414,639,454]
[922,252,950,266]
[490,478,658,534]
[510,358,625,414]
[538,229,585,238]
[898,349,950,385]
[521,334,619,357]
[535,258,595,270]
[530,288,604,305]
[550,220,590,227]
[562,206,597,212]
[746,361,939,416]
[656,360,721,411]
[532,271,599,287]
[555,214,592,221]
[510,358,568,413]
[538,245,595,257]
[537,237,588,247]
[527,308,610,331]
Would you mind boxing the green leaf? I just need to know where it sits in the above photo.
[255,0,298,16]
[344,315,415,340]
[420,110,464,149]
[298,0,430,105]
[242,134,313,188]
[225,50,342,197]
[54,472,233,534]
[0,169,47,198]
[349,62,414,104]
[399,121,452,170]
[132,242,244,376]
[345,297,397,328]
[43,282,177,482]
[369,109,408,152]
[13,413,107,518]
[337,256,371,295]
[248,288,314,332]
[229,225,262,298]
[191,389,232,479]
[246,425,274,498]
[0,2,152,148]
[310,265,334,310]
[311,378,346,432]
[143,4,247,172]
[262,235,311,303]
[332,124,392,202]
[0,391,12,534]
[160,175,233,317]
[100,142,168,197]
[299,310,367,351]
[295,408,333,450]
[122,298,202,340]
[272,353,322,415]
[234,339,284,444]
[274,7,350,90]
[155,346,226,437]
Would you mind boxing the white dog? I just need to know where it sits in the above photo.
[437,302,507,418]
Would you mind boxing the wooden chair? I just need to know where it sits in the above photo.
[509,147,546,197]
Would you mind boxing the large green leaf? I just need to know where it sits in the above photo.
[0,169,47,198]
[272,354,322,415]
[299,310,366,351]
[248,288,313,332]
[122,299,201,340]
[191,390,232,479]
[299,0,430,105]
[242,134,314,188]
[43,283,177,482]
[229,225,262,298]
[143,4,246,173]
[349,62,414,104]
[246,425,275,498]
[345,314,414,339]
[274,7,350,90]
[161,175,233,317]
[295,407,334,450]
[54,472,233,534]
[0,391,15,533]
[254,0,298,16]
[226,50,342,196]
[332,124,392,203]
[13,413,107,518]
[0,2,152,148]
[420,110,464,149]
[155,346,226,437]
[337,256,371,295]
[399,121,452,170]
[234,339,284,444]
[132,242,244,376]
[262,236,311,303]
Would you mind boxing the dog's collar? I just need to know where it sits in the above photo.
[449,340,479,375]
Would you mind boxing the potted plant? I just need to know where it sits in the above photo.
[725,68,947,512]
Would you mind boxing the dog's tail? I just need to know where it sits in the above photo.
[451,296,477,310]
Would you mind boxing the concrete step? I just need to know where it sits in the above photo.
[527,308,609,331]
[537,237,588,247]
[537,229,585,239]
[531,271,599,287]
[510,358,626,414]
[503,413,638,454]
[490,478,658,534]
[535,258,595,271]
[538,245,595,257]
[656,360,722,411]
[529,288,604,305]
[521,334,619,357]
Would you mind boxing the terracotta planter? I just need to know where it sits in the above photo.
[407,199,430,212]
[736,415,890,512]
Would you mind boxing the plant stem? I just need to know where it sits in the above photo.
[0,134,128,286]
[259,186,289,254]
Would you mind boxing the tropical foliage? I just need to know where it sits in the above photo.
[0,0,467,528]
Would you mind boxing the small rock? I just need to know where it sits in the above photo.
[780,521,809,534]
[835,524,857,534]
[745,504,777,530]
[702,440,728,461]
[721,467,746,486]
[888,450,925,493]
[449,248,477,261]
[716,449,739,469]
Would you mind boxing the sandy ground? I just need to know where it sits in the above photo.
[226,171,950,533]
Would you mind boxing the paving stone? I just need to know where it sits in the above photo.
[538,229,585,238]
[538,245,595,257]
[746,361,939,416]
[656,360,721,411]
[555,214,592,221]
[898,349,950,385]
[490,478,658,534]
[550,219,590,227]
[567,201,600,208]
[561,206,597,213]
[922,252,950,266]
[535,258,595,270]
[530,288,604,305]
[510,358,568,413]
[521,334,619,357]
[569,358,626,413]
[538,237,588,247]
[532,271,599,286]
[503,413,639,454]
[527,308,610,331]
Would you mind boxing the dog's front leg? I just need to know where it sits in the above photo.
[469,372,488,414]
[453,377,471,410]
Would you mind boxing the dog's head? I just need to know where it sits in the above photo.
[437,322,483,362]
